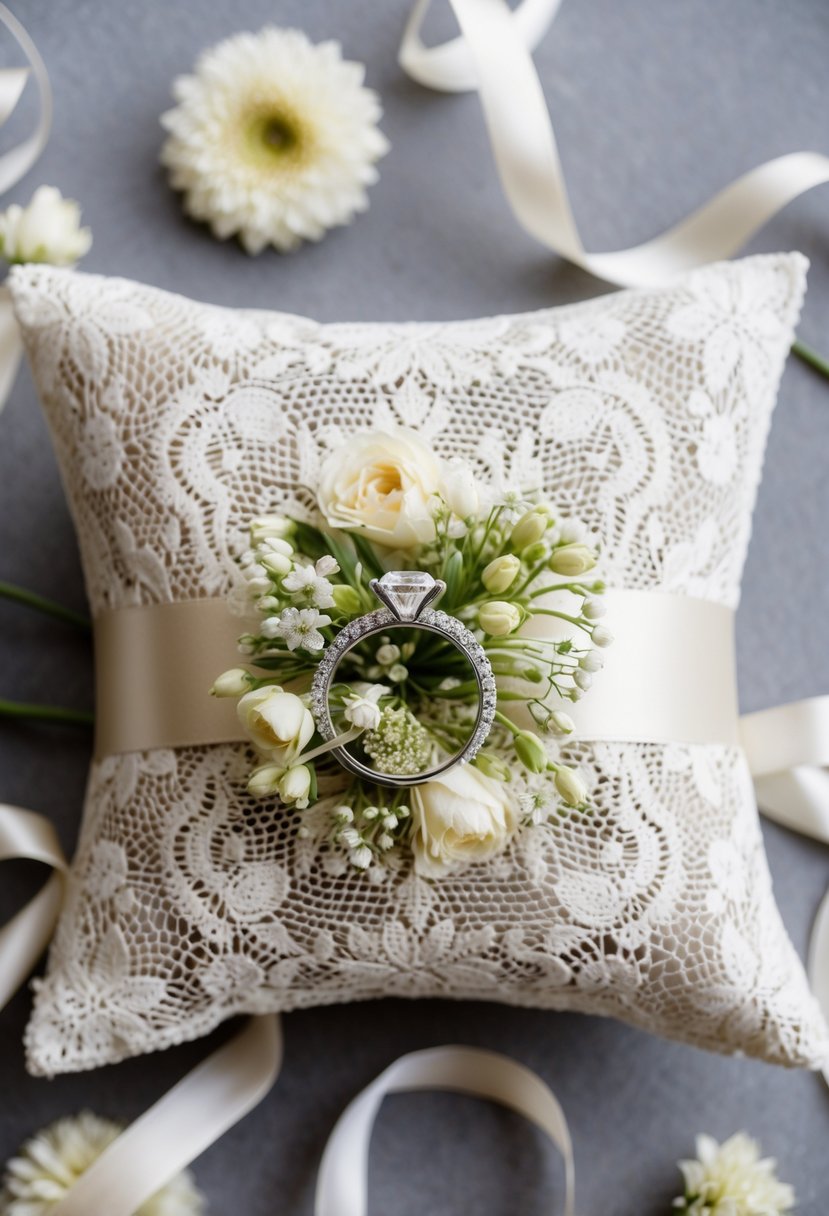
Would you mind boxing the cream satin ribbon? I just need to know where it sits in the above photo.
[92,590,739,757]
[400,0,829,287]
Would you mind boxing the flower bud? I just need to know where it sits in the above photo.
[514,730,548,774]
[363,806,380,821]
[574,668,592,691]
[474,752,513,781]
[554,765,588,807]
[331,583,363,614]
[481,553,520,594]
[259,550,293,577]
[376,642,401,666]
[278,764,312,807]
[548,544,597,577]
[522,540,549,565]
[510,509,548,551]
[250,514,295,544]
[442,458,480,519]
[210,668,251,697]
[547,710,575,735]
[579,650,604,673]
[247,763,284,798]
[378,833,394,851]
[335,805,354,823]
[479,600,522,636]
[583,597,606,620]
[522,666,544,683]
[558,518,585,544]
[340,827,361,849]
[350,845,373,869]
[591,624,614,648]
[388,663,409,682]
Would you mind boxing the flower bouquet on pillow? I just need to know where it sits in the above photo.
[213,428,612,879]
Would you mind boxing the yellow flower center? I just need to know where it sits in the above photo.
[242,101,309,170]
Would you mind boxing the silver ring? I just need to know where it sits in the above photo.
[310,571,497,787]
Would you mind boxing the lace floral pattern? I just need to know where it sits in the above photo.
[11,255,828,1075]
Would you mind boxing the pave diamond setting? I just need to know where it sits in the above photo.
[309,571,496,787]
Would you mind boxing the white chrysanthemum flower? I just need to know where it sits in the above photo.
[675,1133,795,1216]
[0,1111,204,1216]
[160,27,390,254]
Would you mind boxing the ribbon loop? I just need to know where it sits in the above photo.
[315,1045,575,1216]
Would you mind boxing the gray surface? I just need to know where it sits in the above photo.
[1,1,828,1212]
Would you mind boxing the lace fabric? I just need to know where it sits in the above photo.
[10,254,828,1075]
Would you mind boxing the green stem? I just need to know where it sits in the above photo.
[0,580,91,631]
[792,338,829,380]
[0,698,94,727]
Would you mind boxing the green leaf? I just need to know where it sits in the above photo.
[350,532,386,580]
[441,549,465,609]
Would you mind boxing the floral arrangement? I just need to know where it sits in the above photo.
[0,1111,204,1216]
[213,428,612,877]
[160,27,389,254]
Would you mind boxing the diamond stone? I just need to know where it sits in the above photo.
[371,571,443,621]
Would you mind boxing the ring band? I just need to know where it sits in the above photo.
[310,571,497,787]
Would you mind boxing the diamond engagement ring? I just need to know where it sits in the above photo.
[310,571,497,787]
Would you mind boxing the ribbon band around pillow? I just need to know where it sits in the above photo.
[92,589,739,758]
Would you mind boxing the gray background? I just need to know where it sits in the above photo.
[1,1,828,1212]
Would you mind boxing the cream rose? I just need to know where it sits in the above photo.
[411,765,519,877]
[237,686,314,763]
[316,429,444,549]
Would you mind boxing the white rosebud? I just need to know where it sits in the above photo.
[554,765,588,807]
[574,668,592,691]
[343,692,383,731]
[579,650,604,673]
[479,601,522,637]
[237,686,314,763]
[340,827,361,849]
[441,458,480,519]
[376,642,401,666]
[481,553,521,594]
[388,663,409,682]
[583,597,606,620]
[278,764,312,808]
[250,514,295,544]
[209,668,251,697]
[350,845,373,870]
[247,762,284,798]
[547,710,575,735]
[591,624,614,648]
[0,186,92,266]
[510,509,548,551]
[548,543,597,577]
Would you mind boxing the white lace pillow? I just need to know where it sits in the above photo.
[10,255,828,1076]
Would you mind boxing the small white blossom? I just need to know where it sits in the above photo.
[378,833,394,850]
[573,668,592,691]
[335,805,354,823]
[363,806,380,821]
[591,624,614,648]
[579,650,604,673]
[340,827,361,849]
[388,663,409,682]
[273,607,331,651]
[282,558,337,608]
[343,683,388,731]
[382,813,398,830]
[583,597,606,620]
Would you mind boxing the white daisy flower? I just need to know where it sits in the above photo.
[160,27,390,254]
[274,606,331,651]
[0,1111,204,1216]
